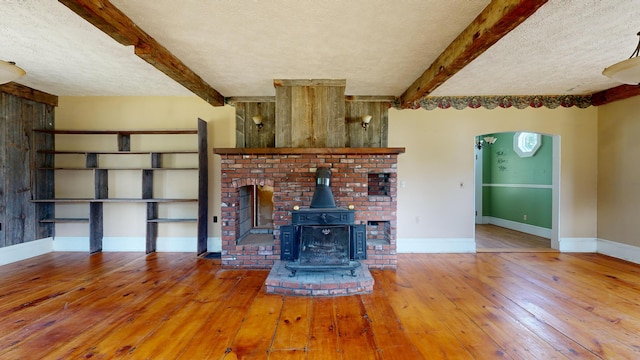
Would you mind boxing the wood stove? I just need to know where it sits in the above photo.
[280,168,366,276]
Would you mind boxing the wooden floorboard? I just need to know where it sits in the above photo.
[1,252,640,359]
[475,224,553,251]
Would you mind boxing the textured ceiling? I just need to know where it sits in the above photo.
[0,0,192,96]
[1,0,639,99]
[431,0,640,96]
[109,0,488,97]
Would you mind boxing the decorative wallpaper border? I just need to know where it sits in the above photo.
[397,95,593,110]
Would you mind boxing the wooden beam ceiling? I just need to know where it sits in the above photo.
[398,0,548,108]
[592,84,640,106]
[0,82,58,107]
[58,0,225,107]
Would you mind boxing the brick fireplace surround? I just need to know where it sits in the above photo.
[214,148,404,270]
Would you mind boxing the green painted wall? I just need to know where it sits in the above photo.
[481,132,552,229]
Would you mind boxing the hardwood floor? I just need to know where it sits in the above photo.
[476,224,553,252]
[2,251,640,359]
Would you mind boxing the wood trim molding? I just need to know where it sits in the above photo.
[273,79,346,87]
[59,0,225,107]
[213,147,406,155]
[0,82,58,107]
[226,95,396,105]
[345,96,396,103]
[398,0,548,108]
[591,85,640,106]
[226,96,276,104]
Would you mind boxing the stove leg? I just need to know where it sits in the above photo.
[289,270,297,277]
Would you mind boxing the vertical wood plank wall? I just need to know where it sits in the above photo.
[235,99,389,148]
[275,81,346,148]
[0,92,54,248]
[345,101,389,148]
[235,102,276,148]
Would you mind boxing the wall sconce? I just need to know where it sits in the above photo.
[252,115,263,131]
[0,60,26,85]
[476,136,497,149]
[603,31,640,85]
[361,115,372,130]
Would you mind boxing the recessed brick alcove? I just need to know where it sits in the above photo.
[214,147,404,270]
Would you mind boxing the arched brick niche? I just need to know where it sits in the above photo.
[215,148,404,269]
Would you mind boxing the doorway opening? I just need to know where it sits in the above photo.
[474,132,559,252]
[238,184,274,245]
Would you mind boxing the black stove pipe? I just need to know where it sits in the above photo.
[310,167,336,208]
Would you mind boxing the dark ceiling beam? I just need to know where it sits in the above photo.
[398,0,548,108]
[592,85,640,106]
[58,0,225,107]
[0,82,58,107]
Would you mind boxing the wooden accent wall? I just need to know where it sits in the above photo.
[0,91,54,248]
[235,101,276,148]
[274,79,346,148]
[232,80,391,148]
[345,101,389,147]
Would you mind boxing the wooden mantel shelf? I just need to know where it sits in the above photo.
[213,147,406,155]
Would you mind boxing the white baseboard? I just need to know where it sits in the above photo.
[397,238,476,253]
[485,217,552,239]
[156,237,223,253]
[597,238,640,264]
[558,237,598,252]
[51,236,221,253]
[7,236,636,268]
[207,237,221,252]
[103,237,146,252]
[156,237,196,252]
[53,237,89,252]
[0,238,53,266]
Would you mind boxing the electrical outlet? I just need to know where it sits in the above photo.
[523,214,528,221]
[213,216,218,223]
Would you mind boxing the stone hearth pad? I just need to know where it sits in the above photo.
[265,261,374,296]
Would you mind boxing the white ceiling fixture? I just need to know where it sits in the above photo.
[0,60,25,84]
[603,31,640,85]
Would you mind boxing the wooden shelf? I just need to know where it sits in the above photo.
[33,198,198,203]
[38,167,198,171]
[37,150,198,155]
[40,218,90,223]
[34,129,197,135]
[36,149,199,170]
[148,218,198,223]
[33,198,94,203]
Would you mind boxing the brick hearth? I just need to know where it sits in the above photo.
[265,261,374,296]
[214,148,404,270]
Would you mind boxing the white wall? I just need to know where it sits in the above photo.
[597,96,640,249]
[388,106,598,250]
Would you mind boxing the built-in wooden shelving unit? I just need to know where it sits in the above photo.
[32,119,208,255]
